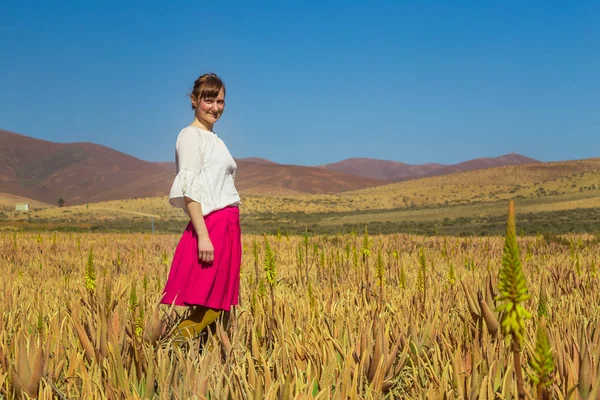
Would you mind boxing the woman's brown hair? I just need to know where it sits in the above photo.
[190,73,226,109]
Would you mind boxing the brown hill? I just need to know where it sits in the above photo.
[317,158,441,181]
[431,153,540,177]
[156,157,277,172]
[319,153,540,181]
[155,162,176,171]
[1,130,385,204]
[237,157,277,164]
[233,160,385,195]
[0,129,173,205]
[153,159,385,195]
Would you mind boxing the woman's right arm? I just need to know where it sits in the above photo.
[184,196,214,263]
[174,129,214,263]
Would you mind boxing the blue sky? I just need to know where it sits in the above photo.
[1,1,599,166]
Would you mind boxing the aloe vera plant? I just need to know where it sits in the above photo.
[497,200,531,399]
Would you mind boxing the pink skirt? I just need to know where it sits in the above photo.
[160,206,242,311]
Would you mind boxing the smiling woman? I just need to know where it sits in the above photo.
[160,73,242,346]
[189,73,226,113]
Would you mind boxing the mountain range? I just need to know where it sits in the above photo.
[317,153,538,181]
[1,129,540,205]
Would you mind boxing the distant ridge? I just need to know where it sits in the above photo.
[0,129,554,206]
[0,129,385,204]
[318,153,540,181]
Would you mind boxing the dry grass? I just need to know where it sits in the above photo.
[341,158,600,211]
[317,192,600,226]
[1,206,600,397]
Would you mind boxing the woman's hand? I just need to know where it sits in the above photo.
[183,197,214,264]
[198,235,214,264]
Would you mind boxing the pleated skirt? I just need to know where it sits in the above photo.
[160,205,241,311]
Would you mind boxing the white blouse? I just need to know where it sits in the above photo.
[169,126,240,216]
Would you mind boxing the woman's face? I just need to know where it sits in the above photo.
[194,88,225,126]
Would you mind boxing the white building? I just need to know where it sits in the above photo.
[15,203,29,212]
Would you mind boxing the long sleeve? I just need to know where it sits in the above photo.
[169,128,207,211]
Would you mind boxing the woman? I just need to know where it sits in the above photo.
[160,73,242,342]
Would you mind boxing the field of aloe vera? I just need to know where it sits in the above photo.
[1,201,600,399]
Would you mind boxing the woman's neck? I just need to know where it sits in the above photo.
[190,118,213,132]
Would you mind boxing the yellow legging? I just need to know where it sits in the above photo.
[176,306,223,340]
